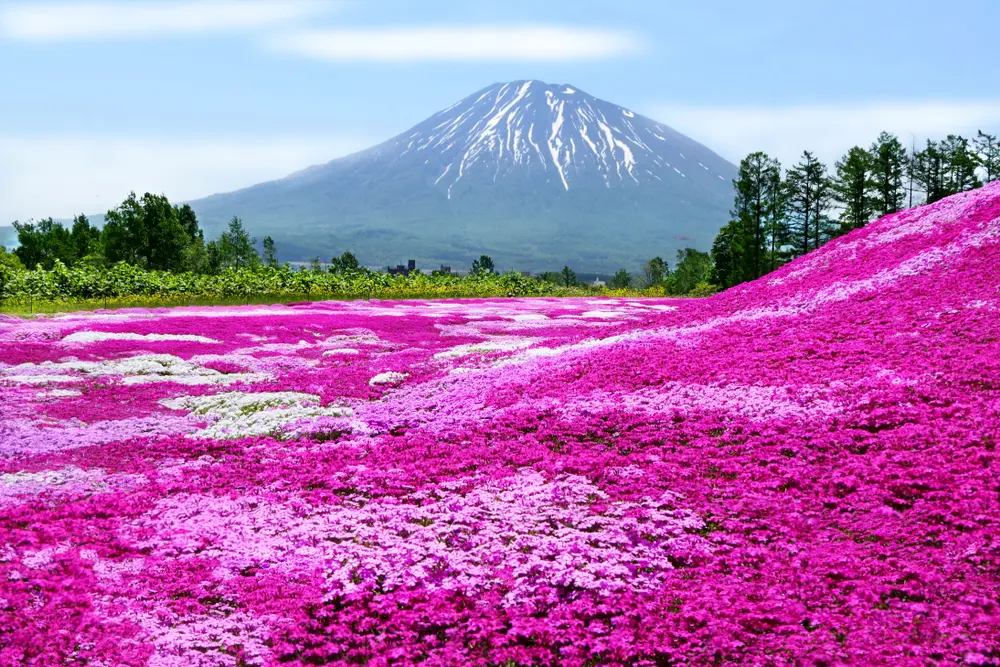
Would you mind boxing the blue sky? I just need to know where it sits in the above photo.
[2,0,998,223]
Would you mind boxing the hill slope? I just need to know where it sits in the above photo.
[188,80,737,271]
[5,185,998,664]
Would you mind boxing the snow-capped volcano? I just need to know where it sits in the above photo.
[189,80,737,272]
[376,80,731,196]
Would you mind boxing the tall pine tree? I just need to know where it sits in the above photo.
[941,135,981,195]
[832,146,874,232]
[974,130,999,183]
[731,152,783,282]
[785,151,829,255]
[869,132,907,217]
[910,140,947,204]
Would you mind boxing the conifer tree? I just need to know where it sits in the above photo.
[941,135,981,195]
[784,151,828,255]
[832,146,875,232]
[910,140,947,204]
[262,236,278,267]
[974,130,999,182]
[869,132,908,217]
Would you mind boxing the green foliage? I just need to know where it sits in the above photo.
[216,216,260,270]
[732,152,786,282]
[329,251,359,273]
[560,265,577,287]
[70,215,103,262]
[710,220,739,288]
[641,256,667,287]
[0,263,684,311]
[687,281,718,298]
[0,246,24,271]
[13,218,76,269]
[785,151,832,257]
[103,192,197,270]
[974,131,999,183]
[911,136,982,204]
[869,132,908,217]
[608,269,632,289]
[832,146,875,232]
[665,248,713,295]
[262,236,279,267]
[471,255,496,274]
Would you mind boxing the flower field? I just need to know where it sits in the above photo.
[2,183,1000,665]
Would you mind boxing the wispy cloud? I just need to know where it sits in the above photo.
[653,101,1000,167]
[267,26,642,62]
[0,1,332,40]
[0,135,372,223]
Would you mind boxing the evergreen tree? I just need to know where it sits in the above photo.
[941,135,981,195]
[217,216,260,270]
[911,136,982,204]
[785,151,829,256]
[765,178,790,272]
[710,220,739,288]
[869,132,908,217]
[974,130,999,182]
[733,152,783,280]
[832,146,875,232]
[206,240,223,274]
[608,269,632,289]
[560,265,577,287]
[910,140,947,204]
[262,236,278,267]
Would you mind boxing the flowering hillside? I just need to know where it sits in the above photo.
[2,183,999,665]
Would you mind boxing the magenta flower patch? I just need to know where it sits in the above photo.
[2,183,1000,665]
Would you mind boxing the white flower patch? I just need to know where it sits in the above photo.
[433,337,539,359]
[0,466,147,507]
[580,310,629,319]
[3,354,269,386]
[369,372,408,386]
[162,391,353,439]
[2,374,84,385]
[322,348,360,357]
[34,389,82,398]
[323,329,382,343]
[62,331,221,344]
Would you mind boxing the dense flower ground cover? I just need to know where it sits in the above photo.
[2,183,999,665]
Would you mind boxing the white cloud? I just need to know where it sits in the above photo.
[652,101,1000,167]
[267,25,642,62]
[0,1,331,40]
[0,135,372,223]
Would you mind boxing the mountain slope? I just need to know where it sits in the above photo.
[189,80,737,272]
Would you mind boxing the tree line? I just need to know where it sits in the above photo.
[8,192,277,275]
[711,129,998,288]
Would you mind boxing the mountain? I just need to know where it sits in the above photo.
[188,80,737,273]
[0,226,16,251]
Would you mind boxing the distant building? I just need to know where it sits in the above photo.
[592,278,606,287]
[439,265,452,274]
[387,259,417,276]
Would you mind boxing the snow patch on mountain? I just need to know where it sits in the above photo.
[375,80,731,196]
